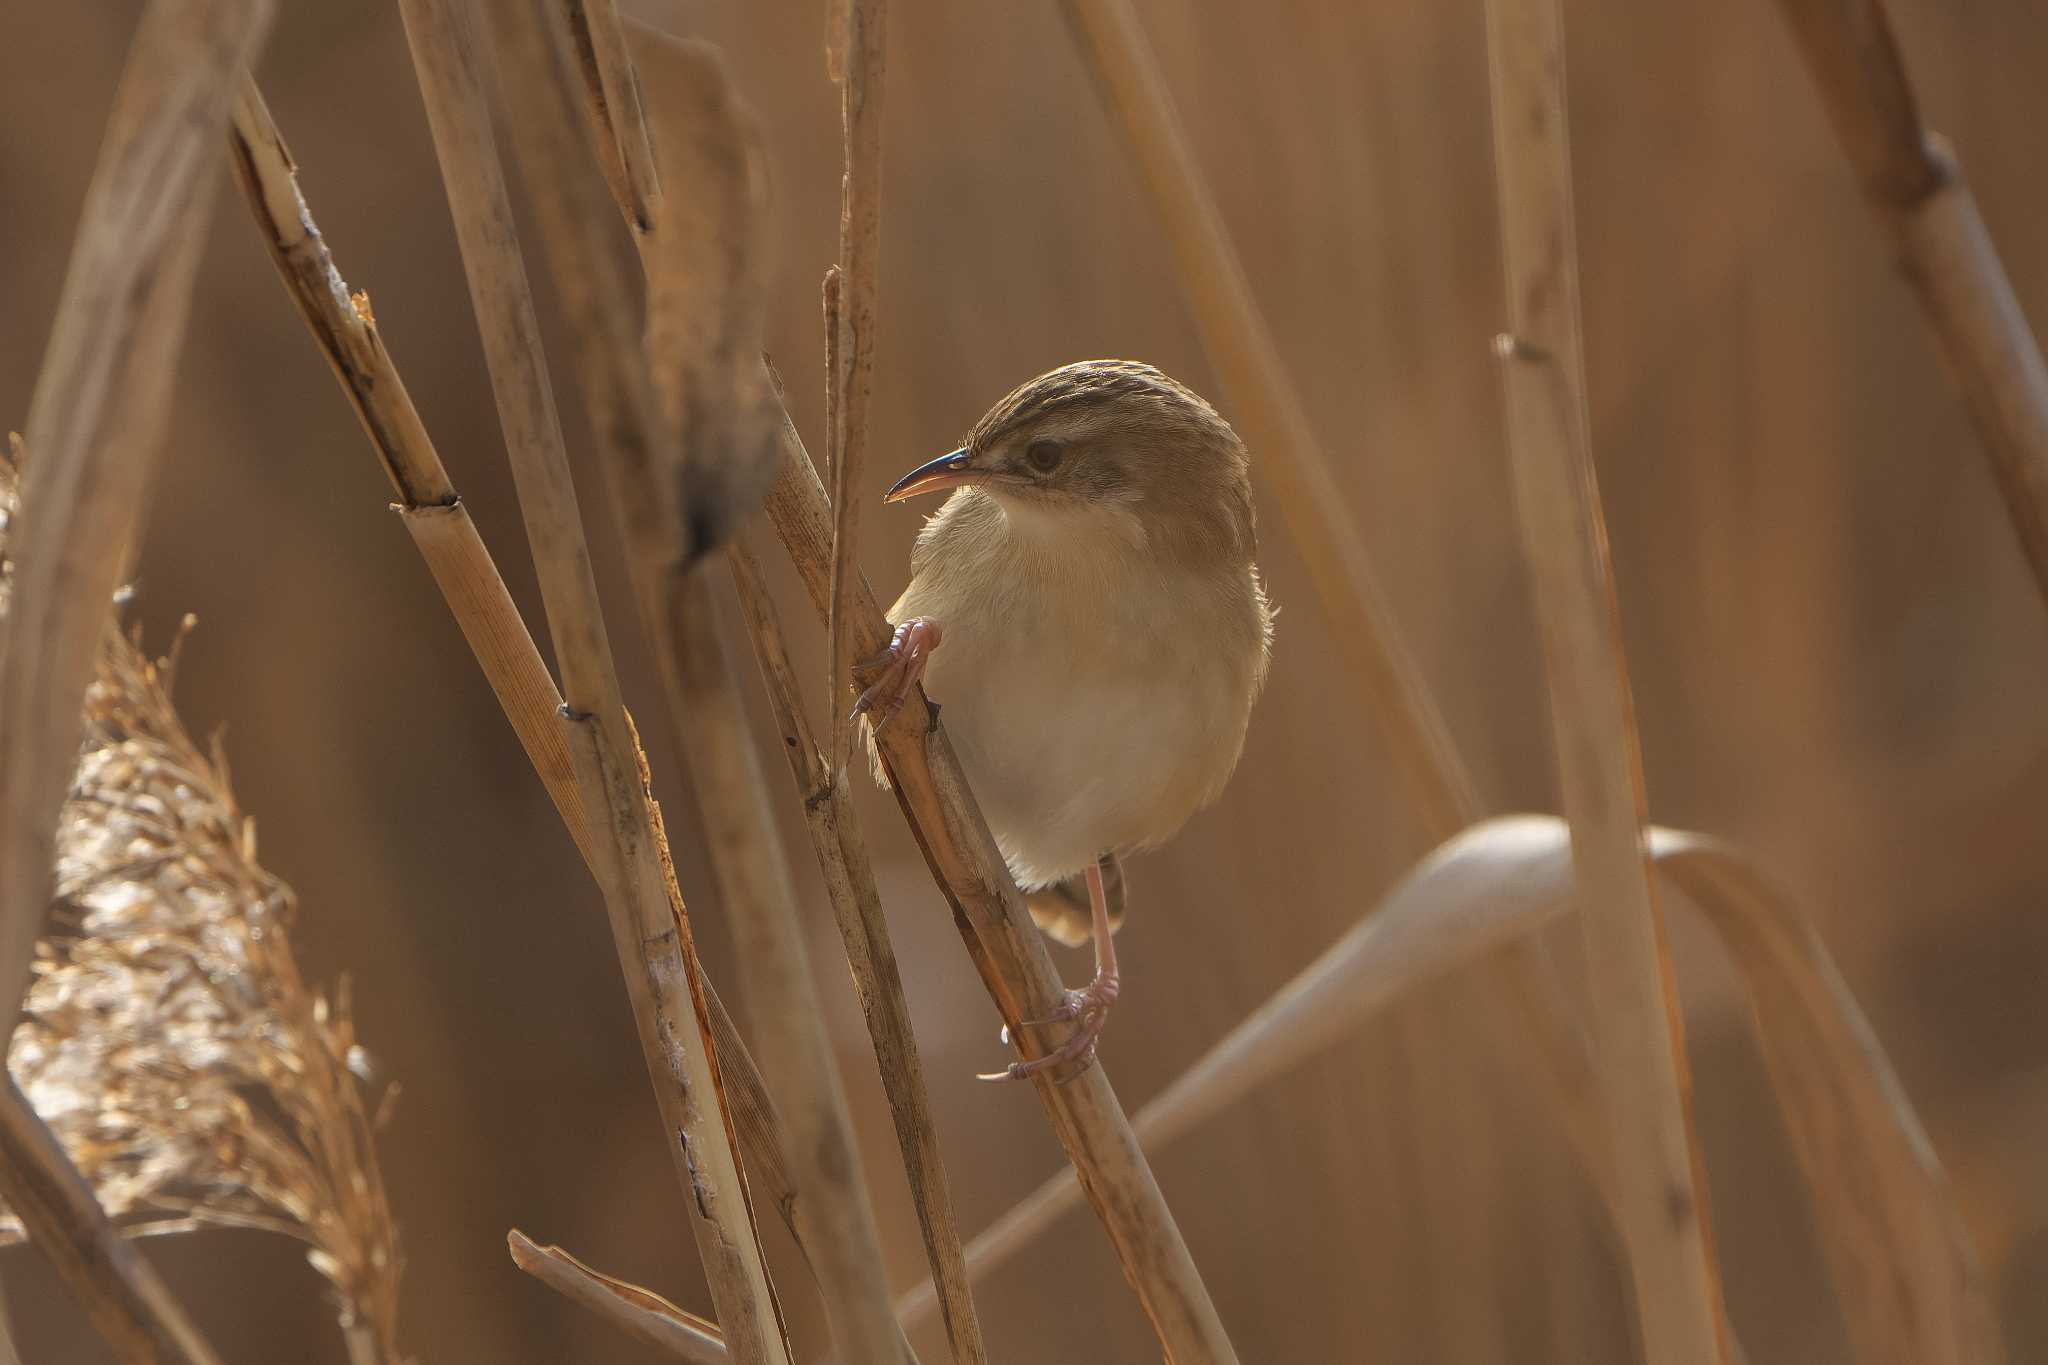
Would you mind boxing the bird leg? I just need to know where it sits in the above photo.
[982,856,1121,1083]
[849,616,943,730]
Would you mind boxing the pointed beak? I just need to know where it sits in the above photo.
[883,448,984,503]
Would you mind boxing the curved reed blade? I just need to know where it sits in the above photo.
[899,816,2000,1365]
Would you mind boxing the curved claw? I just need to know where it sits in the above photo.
[850,617,943,730]
[980,974,1118,1083]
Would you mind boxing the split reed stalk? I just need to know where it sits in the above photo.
[560,0,658,234]
[509,1231,727,1363]
[1054,0,1608,1190]
[225,69,818,1302]
[825,0,887,776]
[1773,0,2048,607]
[394,6,797,1357]
[1483,0,1730,1361]
[0,4,271,1360]
[728,536,987,1364]
[476,8,906,1360]
[762,416,1242,1364]
[537,11,982,1348]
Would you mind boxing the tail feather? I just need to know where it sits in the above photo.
[1024,853,1127,947]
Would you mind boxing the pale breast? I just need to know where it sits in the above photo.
[895,503,1268,889]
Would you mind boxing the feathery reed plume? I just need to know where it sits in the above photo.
[0,446,406,1365]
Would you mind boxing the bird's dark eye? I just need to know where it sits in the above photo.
[1024,439,1063,474]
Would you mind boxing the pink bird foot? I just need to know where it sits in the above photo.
[850,616,944,731]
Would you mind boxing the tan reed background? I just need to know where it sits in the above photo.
[1,1,2045,1361]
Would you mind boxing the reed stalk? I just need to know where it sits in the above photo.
[728,535,987,1364]
[0,4,271,1359]
[0,0,272,1030]
[475,8,906,1360]
[825,0,887,777]
[225,73,815,1293]
[1483,0,1729,1359]
[1773,0,2048,607]
[1053,0,1608,1200]
[405,7,802,1353]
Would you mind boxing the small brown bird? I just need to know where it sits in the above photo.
[857,360,1273,1079]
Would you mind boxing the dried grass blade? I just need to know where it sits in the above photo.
[631,26,782,564]
[898,817,2000,1365]
[761,411,1242,1364]
[729,536,987,1365]
[1772,0,2048,606]
[825,0,887,774]
[397,4,793,1357]
[1657,842,2006,1365]
[0,0,273,1029]
[1483,0,1728,1357]
[509,1230,727,1362]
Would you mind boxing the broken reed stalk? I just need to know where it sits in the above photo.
[1483,1,1730,1361]
[762,415,1242,1364]
[509,1231,727,1363]
[825,0,887,775]
[225,77,819,1305]
[1054,0,1609,1191]
[0,0,273,1030]
[728,536,988,1365]
[0,5,271,1360]
[476,8,906,1362]
[392,7,796,1358]
[1773,0,2048,607]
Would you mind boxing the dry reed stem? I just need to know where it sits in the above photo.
[1483,1,1729,1359]
[0,6,270,1360]
[473,11,904,1362]
[0,1082,223,1365]
[901,817,2001,1364]
[729,536,987,1365]
[825,0,887,775]
[225,82,586,857]
[228,62,818,1295]
[762,416,1241,1365]
[509,1230,727,1363]
[1054,0,1608,1204]
[560,1,659,233]
[0,0,273,1031]
[661,570,908,1365]
[1772,0,2048,605]
[547,13,977,1349]
[396,5,793,1356]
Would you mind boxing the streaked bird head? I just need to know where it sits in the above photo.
[883,360,1256,561]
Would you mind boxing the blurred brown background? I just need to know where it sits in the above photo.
[4,1,2046,1361]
